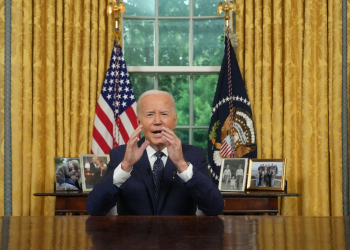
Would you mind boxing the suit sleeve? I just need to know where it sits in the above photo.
[85,148,123,215]
[184,147,224,215]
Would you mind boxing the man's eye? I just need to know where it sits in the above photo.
[147,114,153,117]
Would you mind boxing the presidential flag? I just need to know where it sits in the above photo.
[91,40,138,154]
[208,36,257,182]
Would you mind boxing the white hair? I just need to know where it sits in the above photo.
[136,90,176,116]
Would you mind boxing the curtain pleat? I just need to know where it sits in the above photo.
[328,0,343,217]
[282,0,305,215]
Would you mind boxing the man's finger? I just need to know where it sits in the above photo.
[161,126,175,135]
[126,136,139,148]
[139,140,150,152]
[130,125,143,139]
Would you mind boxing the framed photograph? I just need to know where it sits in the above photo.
[246,159,286,191]
[80,154,110,192]
[218,158,248,192]
[54,157,81,191]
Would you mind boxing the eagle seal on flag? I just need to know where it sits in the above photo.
[208,36,257,182]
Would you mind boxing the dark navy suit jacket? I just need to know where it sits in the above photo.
[86,138,224,215]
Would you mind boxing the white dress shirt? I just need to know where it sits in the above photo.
[113,146,193,187]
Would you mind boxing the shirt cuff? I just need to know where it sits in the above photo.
[113,163,132,187]
[177,163,193,183]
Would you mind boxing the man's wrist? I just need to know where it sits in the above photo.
[121,161,132,172]
[176,160,189,173]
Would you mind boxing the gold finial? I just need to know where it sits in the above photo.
[217,0,237,26]
[107,0,126,30]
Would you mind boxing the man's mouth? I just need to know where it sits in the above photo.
[152,130,162,135]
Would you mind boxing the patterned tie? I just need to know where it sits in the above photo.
[153,151,165,201]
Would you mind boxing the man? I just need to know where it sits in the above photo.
[86,90,224,215]
[56,160,80,184]
[235,165,244,190]
[57,171,81,190]
[223,165,231,187]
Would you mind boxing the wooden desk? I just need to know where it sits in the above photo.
[0,216,349,249]
[221,191,300,215]
[34,191,89,215]
[34,191,299,215]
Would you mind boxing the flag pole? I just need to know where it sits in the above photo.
[106,0,126,147]
[217,0,238,158]
[107,0,126,47]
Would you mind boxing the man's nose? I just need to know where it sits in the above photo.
[154,113,162,124]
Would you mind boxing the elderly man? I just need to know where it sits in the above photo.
[56,160,80,185]
[86,90,224,215]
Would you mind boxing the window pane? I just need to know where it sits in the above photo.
[123,0,155,17]
[159,20,189,66]
[193,0,223,17]
[129,74,155,100]
[193,75,217,126]
[193,129,208,152]
[158,75,189,126]
[123,20,155,66]
[193,19,224,66]
[159,0,189,17]
[174,129,189,144]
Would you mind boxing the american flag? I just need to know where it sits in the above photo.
[219,135,233,157]
[91,40,138,154]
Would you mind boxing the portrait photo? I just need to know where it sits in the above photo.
[247,159,286,191]
[80,154,110,191]
[54,157,81,191]
[218,158,248,192]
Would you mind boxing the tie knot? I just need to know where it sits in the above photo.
[154,151,163,160]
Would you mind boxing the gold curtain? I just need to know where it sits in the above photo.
[236,0,344,216]
[6,0,115,216]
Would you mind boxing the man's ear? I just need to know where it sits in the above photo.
[173,114,177,128]
[137,117,141,125]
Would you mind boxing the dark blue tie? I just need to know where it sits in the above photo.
[153,151,164,201]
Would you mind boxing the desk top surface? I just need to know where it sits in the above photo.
[0,215,348,249]
[34,190,300,197]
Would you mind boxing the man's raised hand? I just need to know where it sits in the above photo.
[121,125,149,172]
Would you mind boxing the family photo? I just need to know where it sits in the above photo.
[247,159,286,191]
[218,158,248,192]
[55,158,81,191]
[80,154,110,191]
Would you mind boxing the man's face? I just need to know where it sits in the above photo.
[71,174,78,183]
[137,94,177,150]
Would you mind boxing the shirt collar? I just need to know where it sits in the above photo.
[146,145,168,158]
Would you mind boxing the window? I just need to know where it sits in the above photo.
[123,0,226,151]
